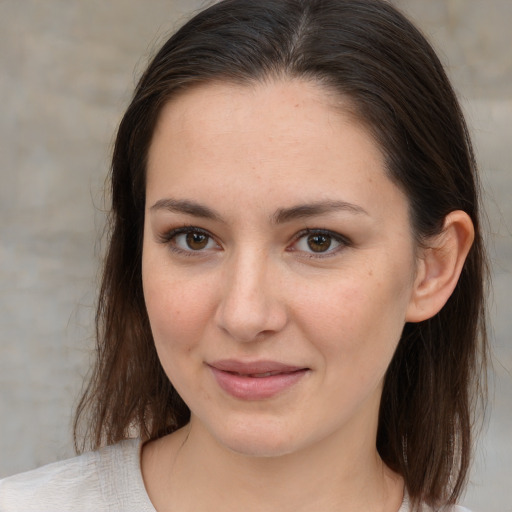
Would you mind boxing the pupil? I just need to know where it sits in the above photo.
[186,232,208,250]
[307,234,331,252]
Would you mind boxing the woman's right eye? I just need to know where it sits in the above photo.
[162,227,220,254]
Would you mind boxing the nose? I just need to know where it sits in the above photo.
[214,249,288,342]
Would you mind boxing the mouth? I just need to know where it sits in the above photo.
[207,360,309,400]
[232,370,291,378]
[209,359,307,374]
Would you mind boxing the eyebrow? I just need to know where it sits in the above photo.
[149,198,368,224]
[150,198,222,221]
[272,200,369,224]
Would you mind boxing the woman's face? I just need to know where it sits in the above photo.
[142,80,420,457]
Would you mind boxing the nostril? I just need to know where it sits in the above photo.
[214,261,288,341]
[214,297,287,342]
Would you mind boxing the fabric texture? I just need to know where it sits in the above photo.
[0,439,154,512]
[0,438,472,512]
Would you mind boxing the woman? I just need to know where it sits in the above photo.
[0,0,487,511]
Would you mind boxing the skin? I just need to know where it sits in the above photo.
[140,80,474,512]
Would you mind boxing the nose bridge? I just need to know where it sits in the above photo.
[215,245,286,341]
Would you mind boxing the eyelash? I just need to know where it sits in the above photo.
[158,226,220,257]
[158,226,351,258]
[288,228,352,258]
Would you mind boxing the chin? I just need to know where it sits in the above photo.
[206,416,312,459]
[223,435,298,459]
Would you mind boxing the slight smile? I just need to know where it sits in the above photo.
[207,360,310,400]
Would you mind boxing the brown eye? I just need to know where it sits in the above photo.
[307,234,332,252]
[291,229,348,257]
[165,228,219,253]
[186,232,210,250]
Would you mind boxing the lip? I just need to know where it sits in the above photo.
[208,359,309,400]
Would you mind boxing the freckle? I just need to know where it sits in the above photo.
[368,269,373,276]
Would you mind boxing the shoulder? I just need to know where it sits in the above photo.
[0,439,154,512]
[400,493,474,512]
[0,447,103,512]
[431,504,473,512]
[415,506,473,512]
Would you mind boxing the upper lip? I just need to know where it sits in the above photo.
[208,359,307,375]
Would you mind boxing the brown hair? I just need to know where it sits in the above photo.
[74,0,488,508]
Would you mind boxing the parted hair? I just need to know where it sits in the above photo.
[74,0,488,509]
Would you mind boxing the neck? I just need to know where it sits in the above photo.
[142,415,404,512]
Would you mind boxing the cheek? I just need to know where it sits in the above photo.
[142,268,214,354]
[142,272,216,404]
[292,266,411,365]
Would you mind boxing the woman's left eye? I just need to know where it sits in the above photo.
[290,230,349,256]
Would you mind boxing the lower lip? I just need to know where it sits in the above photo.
[209,367,308,400]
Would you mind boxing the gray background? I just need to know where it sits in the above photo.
[0,1,510,510]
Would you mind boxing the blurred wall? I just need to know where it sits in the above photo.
[0,1,510,511]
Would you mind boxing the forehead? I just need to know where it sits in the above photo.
[145,79,408,226]
[153,79,334,139]
[148,79,380,175]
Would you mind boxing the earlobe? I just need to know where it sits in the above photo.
[406,210,475,323]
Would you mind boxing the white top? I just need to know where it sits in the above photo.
[0,439,472,512]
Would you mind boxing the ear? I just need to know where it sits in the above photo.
[406,210,475,323]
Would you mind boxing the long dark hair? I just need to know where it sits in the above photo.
[74,0,488,508]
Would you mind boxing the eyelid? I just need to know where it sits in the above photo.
[157,225,350,258]
[288,228,352,257]
[158,225,222,255]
